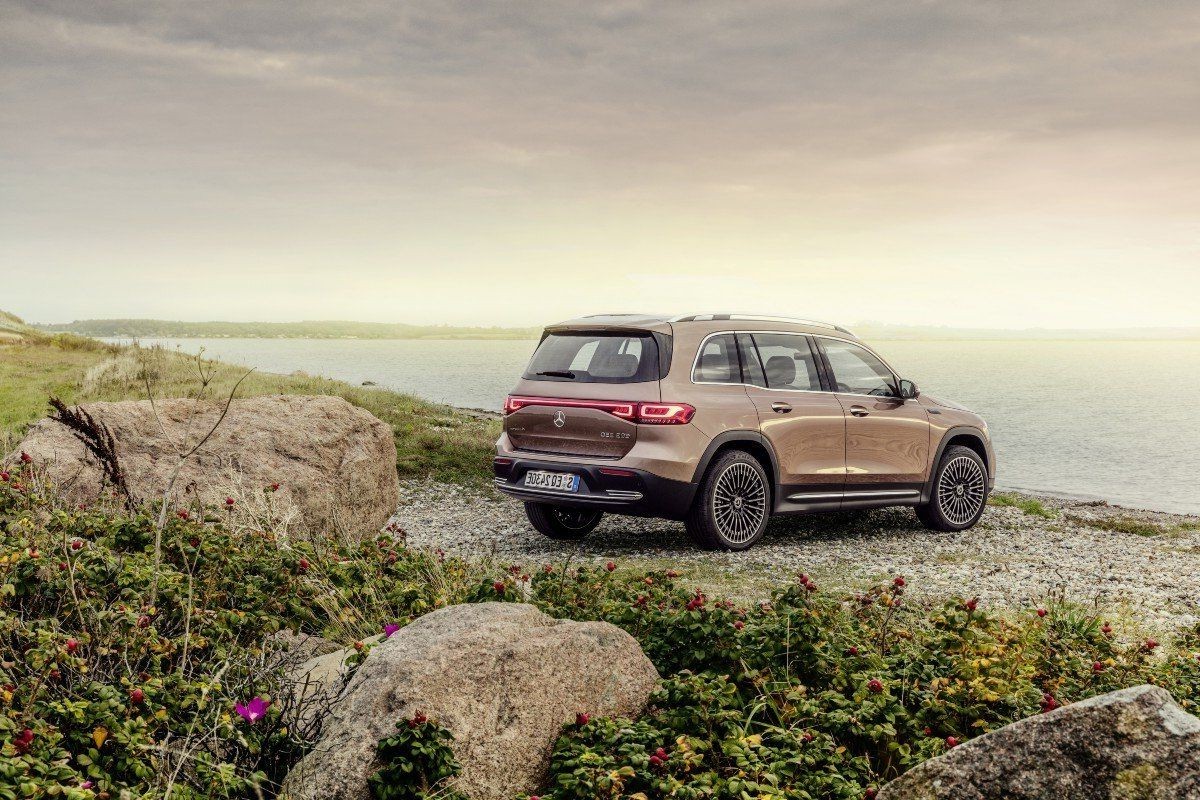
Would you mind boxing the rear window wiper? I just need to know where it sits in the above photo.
[536,370,576,379]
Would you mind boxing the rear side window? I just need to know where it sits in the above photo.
[524,332,659,383]
[749,333,822,391]
[692,334,741,383]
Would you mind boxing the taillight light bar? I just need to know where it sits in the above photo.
[503,396,695,425]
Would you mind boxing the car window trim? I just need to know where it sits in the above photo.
[690,330,832,394]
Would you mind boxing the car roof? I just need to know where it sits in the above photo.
[546,313,856,338]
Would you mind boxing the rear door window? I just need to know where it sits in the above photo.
[692,334,741,383]
[736,333,767,387]
[750,333,822,391]
[524,333,659,383]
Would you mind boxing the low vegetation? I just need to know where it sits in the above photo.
[36,319,540,341]
[987,492,1057,519]
[0,312,497,487]
[2,470,1197,799]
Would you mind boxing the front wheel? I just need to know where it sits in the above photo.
[685,450,771,550]
[916,445,988,531]
[524,503,602,540]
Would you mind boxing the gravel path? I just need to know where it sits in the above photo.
[395,482,1200,632]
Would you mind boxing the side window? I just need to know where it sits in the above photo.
[736,333,766,387]
[750,333,822,391]
[820,339,897,396]
[692,334,741,383]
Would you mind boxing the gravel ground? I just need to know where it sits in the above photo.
[395,481,1200,632]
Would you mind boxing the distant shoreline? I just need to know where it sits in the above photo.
[42,317,1200,342]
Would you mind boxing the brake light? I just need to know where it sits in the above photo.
[503,396,694,425]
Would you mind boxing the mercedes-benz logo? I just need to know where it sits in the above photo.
[553,410,567,428]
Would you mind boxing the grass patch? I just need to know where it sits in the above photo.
[988,492,1058,519]
[1067,514,1174,538]
[0,315,497,487]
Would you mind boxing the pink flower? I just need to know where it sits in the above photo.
[235,696,270,724]
[384,623,401,639]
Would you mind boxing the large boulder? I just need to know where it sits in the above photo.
[879,685,1200,799]
[12,395,398,540]
[280,603,660,800]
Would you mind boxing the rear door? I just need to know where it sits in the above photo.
[814,336,930,495]
[505,331,661,458]
[739,332,846,506]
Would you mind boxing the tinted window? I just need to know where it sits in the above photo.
[692,334,741,383]
[525,333,658,384]
[750,333,822,391]
[737,333,766,387]
[821,338,897,396]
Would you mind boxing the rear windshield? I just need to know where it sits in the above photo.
[524,332,660,384]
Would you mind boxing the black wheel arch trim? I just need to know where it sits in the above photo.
[923,426,992,503]
[691,430,781,490]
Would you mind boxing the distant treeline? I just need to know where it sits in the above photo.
[38,319,543,340]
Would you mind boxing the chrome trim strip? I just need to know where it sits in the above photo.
[604,489,644,500]
[787,488,921,502]
[493,479,642,503]
[671,313,846,332]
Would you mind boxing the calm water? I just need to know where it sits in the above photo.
[106,337,1200,514]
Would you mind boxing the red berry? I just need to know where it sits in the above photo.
[70,539,83,550]
[1144,638,1159,651]
[575,712,590,726]
[0,471,8,481]
[542,564,553,573]
[802,731,814,743]
[867,678,884,694]
[847,645,859,656]
[137,615,151,628]
[893,576,906,587]
[58,562,68,571]
[865,790,878,800]
[1036,608,1047,618]
[605,561,616,572]
[965,597,979,611]
[655,747,668,759]
[733,620,744,631]
[1092,661,1104,673]
[178,510,189,520]
[945,736,959,748]
[1040,693,1060,713]
[298,558,310,572]
[66,639,78,654]
[1101,622,1113,636]
[20,451,32,463]
[649,755,662,767]
[493,580,506,594]
[130,687,145,705]
[271,483,280,491]
[225,497,235,506]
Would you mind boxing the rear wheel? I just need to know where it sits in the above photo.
[524,502,602,540]
[916,445,988,531]
[686,450,771,550]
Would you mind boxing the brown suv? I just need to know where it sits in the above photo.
[494,314,994,550]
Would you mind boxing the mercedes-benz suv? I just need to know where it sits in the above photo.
[493,314,994,550]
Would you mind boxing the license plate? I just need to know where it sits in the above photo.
[524,470,580,493]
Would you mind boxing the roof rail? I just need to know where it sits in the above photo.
[668,314,853,335]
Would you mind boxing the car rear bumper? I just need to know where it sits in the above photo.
[493,456,696,520]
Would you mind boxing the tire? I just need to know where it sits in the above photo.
[916,445,989,532]
[524,502,602,540]
[685,449,771,551]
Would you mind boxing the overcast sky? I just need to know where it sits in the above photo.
[2,1,1198,328]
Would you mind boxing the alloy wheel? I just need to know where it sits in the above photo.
[551,507,600,531]
[936,455,986,525]
[711,461,768,544]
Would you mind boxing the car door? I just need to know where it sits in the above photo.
[737,332,846,509]
[814,335,930,500]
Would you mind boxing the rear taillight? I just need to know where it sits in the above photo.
[503,396,694,425]
[636,403,696,425]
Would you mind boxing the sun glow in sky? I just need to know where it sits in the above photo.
[2,1,1198,328]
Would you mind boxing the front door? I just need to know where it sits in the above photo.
[737,333,846,508]
[815,336,930,501]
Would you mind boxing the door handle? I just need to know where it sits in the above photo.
[771,402,792,414]
[849,405,869,417]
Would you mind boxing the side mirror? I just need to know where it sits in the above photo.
[898,379,920,399]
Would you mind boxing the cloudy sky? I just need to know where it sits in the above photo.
[2,1,1197,328]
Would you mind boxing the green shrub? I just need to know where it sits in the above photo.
[3,463,1197,799]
